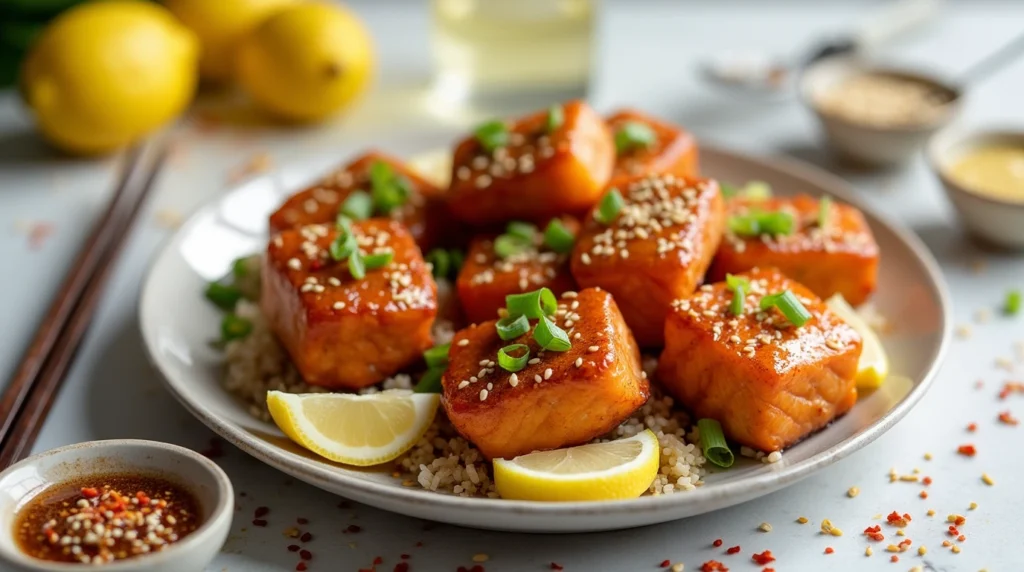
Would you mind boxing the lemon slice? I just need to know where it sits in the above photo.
[493,430,660,502]
[826,294,890,390]
[266,390,439,466]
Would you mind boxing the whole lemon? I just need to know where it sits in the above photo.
[236,2,374,122]
[164,0,297,83]
[21,1,198,155]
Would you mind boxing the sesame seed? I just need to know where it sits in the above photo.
[797,516,808,524]
[528,358,540,365]
[865,546,872,556]
[534,374,542,383]
[580,253,591,265]
[981,473,995,485]
[458,381,469,389]
[969,502,978,510]
[333,301,346,310]
[758,522,772,532]
[479,389,488,401]
[287,258,302,270]
[575,358,583,367]
[847,486,859,498]
[457,339,469,346]
[543,368,553,380]
[509,373,519,387]
[587,345,599,352]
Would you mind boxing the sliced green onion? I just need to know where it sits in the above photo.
[494,234,532,259]
[363,251,393,270]
[232,255,259,279]
[727,211,794,237]
[449,249,465,273]
[759,290,812,327]
[697,418,734,468]
[533,316,571,352]
[341,190,373,220]
[205,282,242,311]
[739,181,772,201]
[336,213,353,232]
[818,196,832,229]
[506,221,538,242]
[720,182,738,198]
[595,188,624,225]
[543,219,575,254]
[413,367,444,393]
[496,314,530,341]
[725,273,750,292]
[506,287,557,319]
[369,160,410,214]
[614,121,657,154]
[729,285,745,316]
[1005,289,1022,316]
[426,248,450,279]
[221,314,253,342]
[347,250,366,280]
[329,232,357,261]
[474,120,509,153]
[423,343,450,368]
[546,104,563,133]
[497,344,530,372]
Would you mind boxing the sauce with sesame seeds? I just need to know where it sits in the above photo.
[15,474,200,565]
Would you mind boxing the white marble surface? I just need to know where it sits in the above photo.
[2,1,1023,570]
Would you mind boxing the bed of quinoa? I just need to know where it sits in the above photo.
[221,282,709,498]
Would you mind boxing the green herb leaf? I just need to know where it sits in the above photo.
[818,196,833,230]
[341,190,373,220]
[368,161,410,214]
[363,251,393,270]
[497,344,530,372]
[533,316,571,352]
[449,249,465,274]
[348,250,366,280]
[205,282,243,311]
[474,120,509,153]
[546,105,564,133]
[329,232,358,261]
[506,288,557,319]
[614,121,656,154]
[725,273,750,292]
[595,188,624,225]
[543,219,575,254]
[697,418,734,468]
[759,290,812,327]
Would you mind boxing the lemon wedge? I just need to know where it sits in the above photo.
[826,294,890,390]
[266,390,438,466]
[493,430,660,502]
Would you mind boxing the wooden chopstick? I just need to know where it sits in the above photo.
[0,139,168,467]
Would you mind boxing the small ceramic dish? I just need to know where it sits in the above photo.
[799,56,961,167]
[928,126,1024,250]
[0,440,233,572]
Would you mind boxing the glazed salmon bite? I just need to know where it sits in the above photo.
[656,267,863,452]
[607,108,699,184]
[261,220,437,390]
[447,100,615,225]
[570,173,725,347]
[268,150,448,250]
[441,288,648,460]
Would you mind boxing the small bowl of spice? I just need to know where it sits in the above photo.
[0,440,232,572]
[928,126,1024,249]
[800,56,960,167]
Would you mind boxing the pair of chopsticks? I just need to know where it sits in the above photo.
[0,137,169,467]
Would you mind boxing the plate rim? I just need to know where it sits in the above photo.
[139,143,952,522]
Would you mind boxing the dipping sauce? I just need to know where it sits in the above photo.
[15,474,200,565]
[947,144,1024,202]
[816,72,951,128]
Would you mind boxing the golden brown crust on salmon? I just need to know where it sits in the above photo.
[441,288,648,460]
[606,108,699,184]
[570,173,725,346]
[262,220,437,389]
[656,267,862,452]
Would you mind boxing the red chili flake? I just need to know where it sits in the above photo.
[726,545,741,555]
[967,422,977,432]
[415,541,424,548]
[948,526,960,536]
[550,564,564,571]
[401,554,410,560]
[922,476,933,485]
[999,382,1024,399]
[457,567,469,572]
[752,550,776,564]
[300,532,313,543]
[958,535,966,542]
[255,506,270,518]
[252,519,268,527]
[899,539,912,548]
[374,557,384,565]
[953,515,966,525]
[296,563,307,572]
[344,525,362,533]
[958,444,977,456]
[80,487,99,499]
[660,560,671,567]
[998,411,1019,425]
[699,561,729,572]
[863,525,885,542]
[763,569,775,572]
[297,517,309,525]
[890,555,899,563]
[712,538,723,547]
[394,563,409,572]
[824,547,834,554]
[300,550,312,561]
[287,545,299,552]
[470,566,484,572]
[976,380,984,389]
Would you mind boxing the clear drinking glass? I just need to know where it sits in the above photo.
[430,0,595,114]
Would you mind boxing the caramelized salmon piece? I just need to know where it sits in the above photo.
[657,267,862,452]
[262,220,437,389]
[570,173,725,346]
[607,108,699,184]
[709,194,879,305]
[269,150,449,250]
[442,288,648,460]
[455,218,579,324]
[447,100,614,225]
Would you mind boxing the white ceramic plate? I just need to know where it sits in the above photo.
[140,145,951,533]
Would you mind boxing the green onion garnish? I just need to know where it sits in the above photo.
[347,250,366,280]
[506,287,557,319]
[496,314,530,341]
[1005,289,1022,316]
[341,190,373,220]
[697,418,734,468]
[474,120,509,153]
[494,234,532,259]
[506,221,537,242]
[546,104,563,133]
[363,251,393,270]
[449,249,465,273]
[329,232,357,261]
[497,344,530,372]
[368,161,410,214]
[413,367,444,393]
[759,290,812,327]
[423,343,450,369]
[740,181,772,201]
[614,121,656,154]
[221,314,253,341]
[232,255,258,279]
[595,188,624,225]
[336,213,353,232]
[205,282,243,311]
[725,274,750,317]
[818,196,832,229]
[720,183,738,198]
[533,316,571,352]
[725,273,750,292]
[727,211,794,237]
[426,248,450,279]
[543,219,575,254]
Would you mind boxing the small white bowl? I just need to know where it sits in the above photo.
[800,56,961,167]
[0,440,233,572]
[928,126,1024,250]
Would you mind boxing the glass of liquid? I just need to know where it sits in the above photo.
[430,0,595,115]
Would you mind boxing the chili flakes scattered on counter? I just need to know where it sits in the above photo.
[957,444,977,457]
[998,411,1019,425]
[751,550,775,564]
[699,560,728,572]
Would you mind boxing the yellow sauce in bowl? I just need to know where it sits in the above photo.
[948,144,1024,202]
